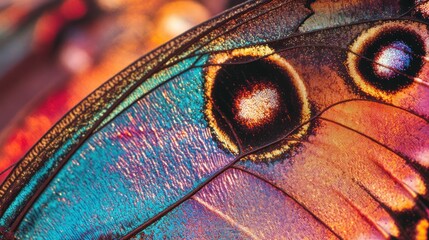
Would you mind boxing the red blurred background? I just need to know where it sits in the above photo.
[0,0,245,183]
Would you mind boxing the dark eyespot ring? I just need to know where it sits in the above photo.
[347,21,428,100]
[204,46,311,162]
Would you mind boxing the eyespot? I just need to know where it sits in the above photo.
[346,21,429,100]
[204,46,311,162]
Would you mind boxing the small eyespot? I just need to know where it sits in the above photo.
[204,46,311,162]
[346,21,428,100]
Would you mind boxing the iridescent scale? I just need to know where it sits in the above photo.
[1,0,429,239]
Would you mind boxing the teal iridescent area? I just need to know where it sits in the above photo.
[0,55,209,228]
[4,1,429,239]
[0,0,315,234]
[96,0,314,130]
[98,55,206,130]
[15,67,236,238]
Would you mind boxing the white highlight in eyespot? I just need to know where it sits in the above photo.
[374,41,413,79]
[236,87,279,128]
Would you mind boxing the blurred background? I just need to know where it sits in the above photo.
[0,0,246,183]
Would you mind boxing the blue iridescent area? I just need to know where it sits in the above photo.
[0,56,207,228]
[15,67,236,238]
[0,0,312,238]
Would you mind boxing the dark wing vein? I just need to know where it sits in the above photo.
[121,97,426,237]
[2,0,271,231]
[319,117,429,216]
[230,165,342,240]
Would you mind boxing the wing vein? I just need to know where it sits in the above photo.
[191,197,260,240]
[3,0,273,230]
[319,117,429,213]
[230,165,343,239]
[121,98,428,238]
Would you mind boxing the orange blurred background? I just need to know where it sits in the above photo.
[0,0,245,182]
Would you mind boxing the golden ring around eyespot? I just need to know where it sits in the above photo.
[346,21,429,100]
[204,45,311,161]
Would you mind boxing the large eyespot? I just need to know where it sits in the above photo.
[346,21,429,100]
[204,46,311,162]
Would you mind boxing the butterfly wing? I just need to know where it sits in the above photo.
[0,0,312,238]
[2,0,429,239]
